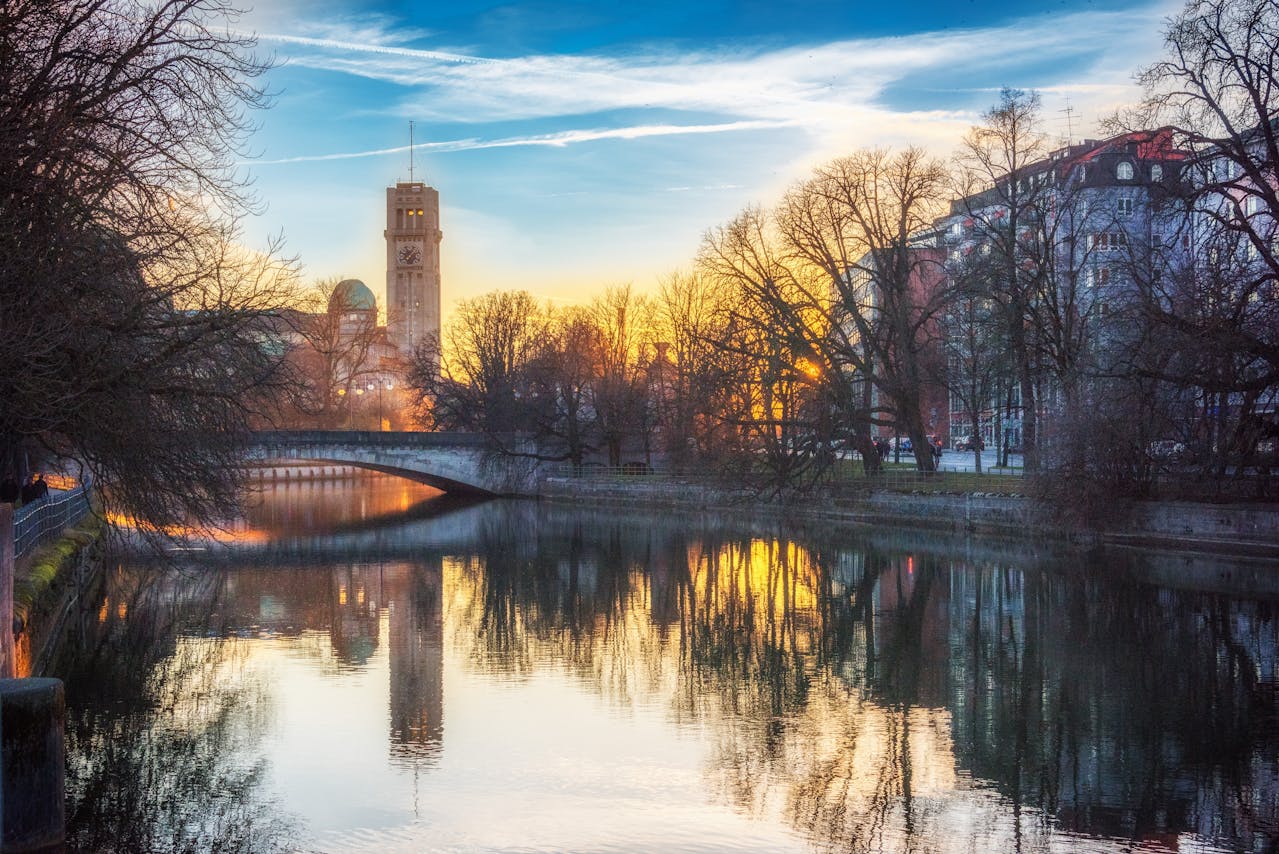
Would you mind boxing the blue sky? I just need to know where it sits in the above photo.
[239,0,1180,312]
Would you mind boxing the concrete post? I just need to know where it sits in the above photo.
[0,506,13,680]
[0,678,65,853]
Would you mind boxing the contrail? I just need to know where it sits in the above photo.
[254,32,497,65]
[247,120,796,165]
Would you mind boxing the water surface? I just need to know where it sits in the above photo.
[53,475,1279,852]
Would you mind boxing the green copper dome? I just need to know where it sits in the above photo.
[331,279,377,312]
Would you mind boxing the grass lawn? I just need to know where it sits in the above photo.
[826,460,1026,495]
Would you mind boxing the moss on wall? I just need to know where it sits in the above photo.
[13,519,102,635]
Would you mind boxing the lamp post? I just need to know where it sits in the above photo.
[374,381,395,430]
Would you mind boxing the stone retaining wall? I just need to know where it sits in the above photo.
[538,476,1278,556]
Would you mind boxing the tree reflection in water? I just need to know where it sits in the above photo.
[47,492,1278,853]
[452,504,1278,853]
[54,563,297,853]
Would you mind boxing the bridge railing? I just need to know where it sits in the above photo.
[251,430,498,448]
[14,480,94,560]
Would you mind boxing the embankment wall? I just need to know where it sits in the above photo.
[537,477,1279,557]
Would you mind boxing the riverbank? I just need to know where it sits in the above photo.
[537,475,1279,559]
[13,519,105,677]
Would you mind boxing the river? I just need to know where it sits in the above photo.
[48,474,1279,853]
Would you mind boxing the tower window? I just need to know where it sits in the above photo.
[1151,164,1163,181]
[1117,162,1134,180]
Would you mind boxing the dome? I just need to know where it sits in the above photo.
[331,279,377,312]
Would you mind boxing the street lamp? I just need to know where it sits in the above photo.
[372,380,395,430]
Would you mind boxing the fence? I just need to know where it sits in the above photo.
[544,462,1028,495]
[13,481,93,560]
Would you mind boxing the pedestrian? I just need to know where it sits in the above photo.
[20,475,39,504]
[33,473,48,500]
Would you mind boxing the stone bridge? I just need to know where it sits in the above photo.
[248,431,543,496]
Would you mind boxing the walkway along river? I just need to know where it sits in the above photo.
[45,473,1279,852]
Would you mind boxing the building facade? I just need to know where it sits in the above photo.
[930,129,1190,452]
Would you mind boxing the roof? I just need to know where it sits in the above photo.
[331,279,377,312]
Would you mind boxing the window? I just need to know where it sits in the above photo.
[1117,161,1134,180]
[1151,164,1163,182]
[1091,232,1129,251]
[1117,197,1135,217]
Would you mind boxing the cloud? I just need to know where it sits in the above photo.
[247,120,798,165]
[250,3,1171,171]
[256,31,495,66]
[261,6,1160,124]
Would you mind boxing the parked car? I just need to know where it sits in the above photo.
[1147,439,1188,461]
[954,435,984,452]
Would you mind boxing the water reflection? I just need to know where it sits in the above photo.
[52,477,1279,853]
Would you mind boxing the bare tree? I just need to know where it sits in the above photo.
[952,88,1054,472]
[588,285,652,467]
[0,0,299,532]
[279,279,386,429]
[650,271,740,469]
[698,206,843,488]
[525,307,600,467]
[937,253,1008,472]
[707,149,952,474]
[1119,0,1279,472]
[407,290,547,434]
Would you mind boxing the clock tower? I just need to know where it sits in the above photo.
[385,181,442,354]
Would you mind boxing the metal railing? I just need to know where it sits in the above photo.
[544,462,1027,494]
[13,480,94,560]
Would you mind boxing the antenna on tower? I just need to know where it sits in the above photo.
[1059,97,1076,146]
[409,120,415,183]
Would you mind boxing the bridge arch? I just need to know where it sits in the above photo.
[248,431,542,496]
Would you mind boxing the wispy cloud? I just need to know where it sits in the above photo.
[263,7,1160,122]
[249,3,1170,170]
[248,120,796,164]
[256,31,495,66]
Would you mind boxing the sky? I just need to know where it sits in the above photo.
[237,0,1183,314]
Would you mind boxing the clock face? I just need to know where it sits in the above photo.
[397,242,423,266]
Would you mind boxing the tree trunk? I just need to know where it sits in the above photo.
[972,414,983,474]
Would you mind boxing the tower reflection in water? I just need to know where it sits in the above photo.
[58,477,1279,854]
[212,556,446,764]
